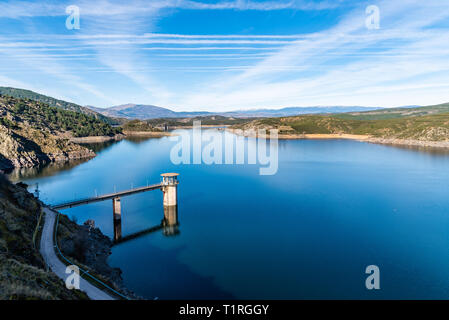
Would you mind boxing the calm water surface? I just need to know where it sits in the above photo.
[9,130,449,299]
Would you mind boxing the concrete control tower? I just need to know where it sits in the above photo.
[161,173,179,207]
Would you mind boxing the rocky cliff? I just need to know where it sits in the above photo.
[0,95,96,170]
[0,125,95,170]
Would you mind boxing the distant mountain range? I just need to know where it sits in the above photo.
[222,106,385,118]
[86,104,386,120]
[0,86,429,121]
[86,104,213,119]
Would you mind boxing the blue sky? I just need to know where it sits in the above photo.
[0,0,449,111]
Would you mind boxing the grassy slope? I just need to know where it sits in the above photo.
[237,110,449,141]
[334,103,449,120]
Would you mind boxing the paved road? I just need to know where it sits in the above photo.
[39,207,115,300]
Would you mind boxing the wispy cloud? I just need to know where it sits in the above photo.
[175,0,449,109]
[1,0,449,110]
[0,0,342,18]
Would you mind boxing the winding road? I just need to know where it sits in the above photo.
[39,207,115,300]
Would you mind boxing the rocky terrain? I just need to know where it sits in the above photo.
[0,125,95,170]
[56,215,128,295]
[0,95,97,170]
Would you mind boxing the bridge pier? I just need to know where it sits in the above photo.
[113,197,121,220]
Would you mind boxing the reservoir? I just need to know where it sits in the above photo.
[9,129,449,299]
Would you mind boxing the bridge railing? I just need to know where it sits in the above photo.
[50,183,163,210]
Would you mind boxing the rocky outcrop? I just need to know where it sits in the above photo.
[59,221,122,285]
[0,125,95,171]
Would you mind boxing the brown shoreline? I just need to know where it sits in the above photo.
[226,129,449,149]
[70,135,124,143]
[122,130,173,137]
[277,133,369,141]
[70,131,174,143]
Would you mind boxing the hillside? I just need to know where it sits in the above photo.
[335,103,449,120]
[232,108,449,143]
[0,95,121,137]
[0,174,87,299]
[0,95,104,170]
[0,173,131,299]
[0,87,118,125]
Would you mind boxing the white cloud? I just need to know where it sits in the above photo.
[177,0,449,110]
[1,0,449,110]
[0,0,342,18]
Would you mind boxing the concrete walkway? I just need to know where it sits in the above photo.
[39,207,115,300]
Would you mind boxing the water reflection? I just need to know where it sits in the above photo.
[113,205,179,245]
[162,205,179,236]
[6,158,90,182]
[6,136,159,182]
[79,140,117,153]
[80,137,160,150]
[113,218,122,242]
[124,136,163,145]
[374,142,449,156]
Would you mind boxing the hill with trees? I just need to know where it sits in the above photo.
[0,87,119,125]
[0,95,119,169]
[0,95,121,138]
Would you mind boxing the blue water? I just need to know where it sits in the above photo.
[10,130,449,299]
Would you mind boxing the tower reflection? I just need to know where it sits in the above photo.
[113,218,122,242]
[162,205,179,236]
[113,205,180,245]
